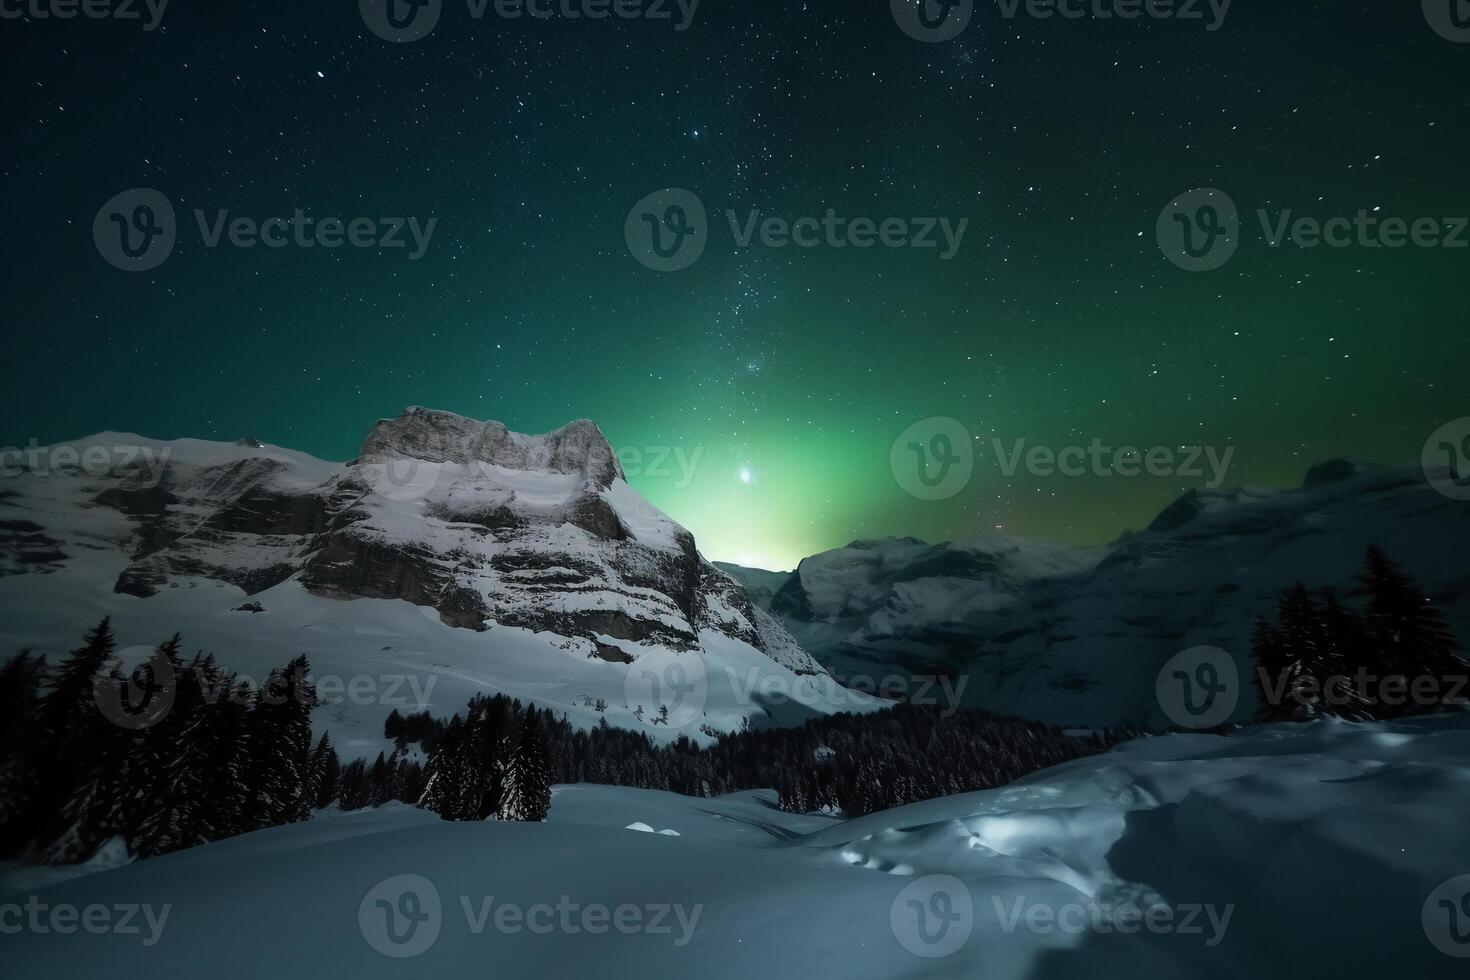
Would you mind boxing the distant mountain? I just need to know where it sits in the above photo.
[711,562,792,608]
[0,408,874,758]
[722,461,1470,728]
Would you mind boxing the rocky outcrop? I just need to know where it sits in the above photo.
[0,519,66,575]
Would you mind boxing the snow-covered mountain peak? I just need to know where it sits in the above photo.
[0,413,863,751]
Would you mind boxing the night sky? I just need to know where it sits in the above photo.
[3,1,1467,569]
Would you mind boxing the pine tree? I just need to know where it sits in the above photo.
[130,652,215,858]
[368,752,392,807]
[337,759,371,811]
[34,621,138,862]
[93,639,190,849]
[306,732,341,811]
[1316,589,1370,717]
[418,714,467,819]
[467,696,512,819]
[194,673,253,841]
[1250,617,1292,722]
[241,655,318,829]
[1273,583,1337,718]
[394,758,426,803]
[0,651,47,855]
[32,620,118,839]
[498,709,551,822]
[1356,546,1466,717]
[384,709,405,743]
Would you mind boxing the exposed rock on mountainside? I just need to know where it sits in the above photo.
[0,408,825,673]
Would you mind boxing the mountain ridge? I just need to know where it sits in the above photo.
[0,409,874,757]
[721,458,1469,728]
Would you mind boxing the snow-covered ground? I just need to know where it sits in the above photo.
[6,715,1469,978]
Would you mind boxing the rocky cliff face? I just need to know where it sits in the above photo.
[0,409,824,676]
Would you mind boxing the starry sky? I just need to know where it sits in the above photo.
[2,1,1467,570]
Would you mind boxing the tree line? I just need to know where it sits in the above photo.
[1251,546,1467,721]
[0,620,317,863]
[0,621,1119,863]
[5,544,1453,866]
[397,697,1123,819]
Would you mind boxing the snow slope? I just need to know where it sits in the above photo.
[726,461,1470,728]
[5,715,1468,978]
